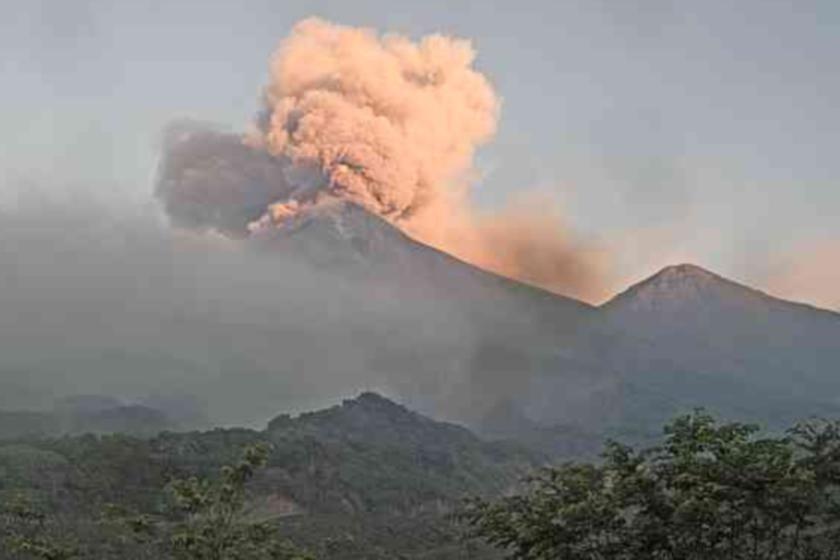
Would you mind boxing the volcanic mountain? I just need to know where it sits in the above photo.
[254,200,594,322]
[598,263,840,438]
[6,196,837,454]
[251,200,614,433]
[241,203,840,447]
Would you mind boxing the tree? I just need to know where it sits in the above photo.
[132,443,313,560]
[463,411,840,559]
[0,496,78,560]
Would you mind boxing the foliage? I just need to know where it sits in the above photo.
[0,496,79,560]
[0,393,536,559]
[464,411,840,559]
[132,443,313,560]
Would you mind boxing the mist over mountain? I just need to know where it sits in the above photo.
[0,196,606,436]
[3,8,839,559]
[229,199,613,433]
[83,15,832,450]
[2,195,839,452]
[277,208,840,445]
[0,395,175,439]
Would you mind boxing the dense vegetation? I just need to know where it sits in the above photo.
[465,411,840,559]
[0,393,534,559]
[1,444,310,560]
[7,394,840,559]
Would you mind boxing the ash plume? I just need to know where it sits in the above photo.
[157,121,293,237]
[455,197,610,302]
[157,18,608,301]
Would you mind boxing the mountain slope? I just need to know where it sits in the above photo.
[599,264,840,436]
[252,209,840,446]
[0,392,539,559]
[254,199,594,321]
[250,200,612,431]
[264,391,539,513]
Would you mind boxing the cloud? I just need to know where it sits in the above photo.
[156,18,611,301]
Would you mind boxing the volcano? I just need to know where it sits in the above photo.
[241,202,840,448]
[7,193,838,454]
[249,200,615,435]
[597,263,840,439]
[242,202,840,450]
[254,200,594,319]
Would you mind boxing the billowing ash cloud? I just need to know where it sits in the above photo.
[157,17,609,301]
[156,121,293,237]
[256,17,498,226]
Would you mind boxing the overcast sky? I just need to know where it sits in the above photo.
[1,0,838,305]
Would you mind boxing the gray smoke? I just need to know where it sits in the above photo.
[0,193,479,426]
[155,121,294,237]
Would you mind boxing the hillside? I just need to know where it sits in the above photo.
[247,200,613,437]
[598,264,840,437]
[0,392,539,559]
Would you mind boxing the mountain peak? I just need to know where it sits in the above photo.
[259,199,399,238]
[603,262,765,313]
[654,263,719,280]
[251,199,425,269]
[637,263,732,294]
[266,392,428,434]
[605,263,840,320]
[264,392,499,461]
[343,391,414,418]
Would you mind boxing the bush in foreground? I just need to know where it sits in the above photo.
[464,411,840,559]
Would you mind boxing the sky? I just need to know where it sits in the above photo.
[1,0,838,307]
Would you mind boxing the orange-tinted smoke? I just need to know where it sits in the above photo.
[411,195,611,303]
[157,18,610,302]
[254,17,498,223]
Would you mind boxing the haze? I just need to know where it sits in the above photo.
[1,1,839,427]
[3,0,839,307]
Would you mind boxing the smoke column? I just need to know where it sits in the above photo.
[157,18,608,301]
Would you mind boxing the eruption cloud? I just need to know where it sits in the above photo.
[157,18,608,301]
